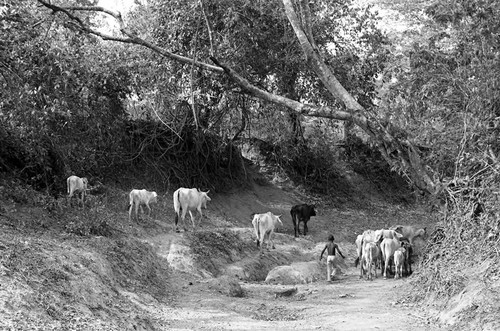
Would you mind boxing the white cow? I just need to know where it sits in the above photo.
[394,247,406,279]
[67,175,88,207]
[355,229,383,269]
[173,187,211,232]
[390,225,427,245]
[252,212,283,250]
[128,189,158,221]
[362,241,380,281]
[380,236,401,279]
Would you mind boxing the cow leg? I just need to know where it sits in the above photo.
[383,256,390,279]
[134,203,140,221]
[174,212,180,232]
[128,203,133,221]
[291,214,299,238]
[389,256,395,276]
[303,220,308,236]
[146,203,152,217]
[188,210,196,231]
[68,189,74,207]
[181,206,188,231]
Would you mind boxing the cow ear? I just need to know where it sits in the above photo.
[206,190,210,194]
[277,214,282,218]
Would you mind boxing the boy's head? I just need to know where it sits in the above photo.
[328,234,334,242]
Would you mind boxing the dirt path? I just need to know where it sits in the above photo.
[141,230,439,331]
[160,270,435,331]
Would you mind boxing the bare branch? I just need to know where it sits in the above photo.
[200,0,215,56]
[36,0,224,73]
[298,0,318,51]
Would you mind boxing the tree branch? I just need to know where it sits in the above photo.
[37,0,223,73]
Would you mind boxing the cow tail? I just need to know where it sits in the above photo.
[128,191,133,207]
[252,215,260,248]
[67,177,70,194]
[355,237,364,268]
[173,189,181,226]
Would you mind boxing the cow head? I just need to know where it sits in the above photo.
[201,190,211,208]
[275,214,283,227]
[309,204,317,216]
[82,177,89,189]
[150,191,158,204]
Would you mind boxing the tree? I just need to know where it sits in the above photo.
[34,0,440,194]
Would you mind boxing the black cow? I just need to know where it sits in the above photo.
[400,238,413,276]
[290,204,316,237]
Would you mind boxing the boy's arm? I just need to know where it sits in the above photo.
[336,245,345,259]
[319,245,327,260]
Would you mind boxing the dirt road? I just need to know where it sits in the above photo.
[142,229,440,331]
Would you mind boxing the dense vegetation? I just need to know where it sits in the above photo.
[1,0,499,328]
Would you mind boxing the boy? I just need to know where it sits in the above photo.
[319,234,345,281]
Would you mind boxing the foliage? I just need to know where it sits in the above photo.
[383,0,500,182]
[148,0,389,159]
[0,1,253,193]
[386,0,500,326]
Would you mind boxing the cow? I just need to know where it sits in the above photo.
[354,229,382,269]
[67,175,88,207]
[252,212,283,250]
[290,204,316,237]
[173,187,211,232]
[128,189,158,221]
[380,235,401,279]
[394,248,405,279]
[390,225,427,245]
[361,241,380,280]
[400,238,413,276]
[374,229,403,243]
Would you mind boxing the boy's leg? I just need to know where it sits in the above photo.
[327,256,333,281]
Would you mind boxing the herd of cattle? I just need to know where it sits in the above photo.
[67,175,426,280]
[355,226,427,280]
